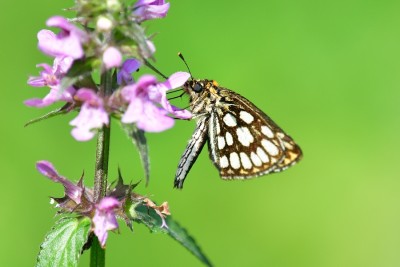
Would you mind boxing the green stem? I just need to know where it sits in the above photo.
[93,124,111,203]
[90,236,106,267]
[90,70,113,267]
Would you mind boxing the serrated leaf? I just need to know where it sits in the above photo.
[134,205,213,267]
[24,103,71,127]
[165,218,213,267]
[36,217,91,267]
[120,122,150,186]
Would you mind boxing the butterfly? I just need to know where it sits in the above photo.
[174,78,303,189]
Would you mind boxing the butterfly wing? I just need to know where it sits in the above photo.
[174,116,209,188]
[208,88,302,179]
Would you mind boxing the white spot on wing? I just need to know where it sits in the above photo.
[240,152,252,169]
[220,155,229,168]
[208,112,217,162]
[257,147,269,163]
[261,139,279,156]
[229,152,241,169]
[239,111,254,124]
[226,132,233,146]
[223,113,237,127]
[215,118,221,134]
[261,125,274,138]
[250,152,262,166]
[236,127,254,147]
[217,136,225,149]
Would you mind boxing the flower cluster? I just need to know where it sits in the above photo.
[36,161,171,247]
[26,0,191,141]
[27,1,213,265]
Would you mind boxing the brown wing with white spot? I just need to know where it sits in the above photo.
[273,132,302,172]
[208,88,302,179]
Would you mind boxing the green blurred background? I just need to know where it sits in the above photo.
[1,0,400,266]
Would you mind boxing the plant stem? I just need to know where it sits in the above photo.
[93,124,111,203]
[90,236,106,267]
[93,69,112,202]
[90,70,113,267]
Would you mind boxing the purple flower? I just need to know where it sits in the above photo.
[27,63,56,87]
[120,72,191,132]
[133,0,170,22]
[156,72,193,119]
[28,56,73,87]
[38,16,88,59]
[92,197,120,248]
[24,87,76,108]
[70,89,109,141]
[25,56,76,107]
[36,161,83,204]
[117,59,141,85]
[103,47,122,69]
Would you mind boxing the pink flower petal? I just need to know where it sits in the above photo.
[53,56,73,74]
[27,76,47,87]
[70,89,109,141]
[24,98,45,107]
[46,16,88,41]
[93,197,120,248]
[37,16,87,59]
[36,161,83,204]
[164,72,190,89]
[136,102,174,132]
[134,0,170,22]
[121,75,157,101]
[103,47,122,69]
[121,97,143,124]
[36,161,60,180]
[74,88,98,102]
[24,86,76,108]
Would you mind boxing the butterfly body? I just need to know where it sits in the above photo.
[174,79,302,188]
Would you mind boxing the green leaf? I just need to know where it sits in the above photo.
[24,103,71,127]
[114,27,140,59]
[111,69,119,91]
[120,122,150,186]
[60,57,99,93]
[36,217,91,267]
[165,217,213,267]
[121,24,154,59]
[134,205,213,267]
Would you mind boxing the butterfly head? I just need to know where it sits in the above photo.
[184,79,220,97]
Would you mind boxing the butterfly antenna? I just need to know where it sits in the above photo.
[144,59,168,79]
[178,52,194,80]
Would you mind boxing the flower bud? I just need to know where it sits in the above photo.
[107,0,121,11]
[103,47,122,69]
[96,16,113,32]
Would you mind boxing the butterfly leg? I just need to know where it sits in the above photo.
[174,117,209,189]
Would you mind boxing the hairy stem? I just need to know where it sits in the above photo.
[93,124,111,202]
[90,70,113,267]
[90,236,106,267]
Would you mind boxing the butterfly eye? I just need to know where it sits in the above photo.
[193,83,203,93]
